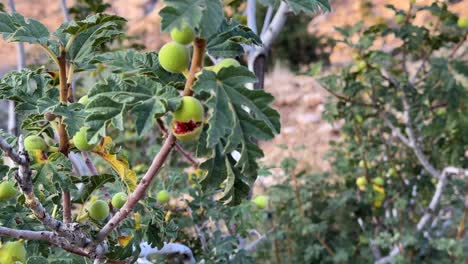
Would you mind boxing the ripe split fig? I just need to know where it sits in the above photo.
[171,96,204,141]
[159,41,190,73]
[111,192,127,209]
[0,181,17,201]
[88,200,110,221]
[72,127,96,151]
[170,24,195,45]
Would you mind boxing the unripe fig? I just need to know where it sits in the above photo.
[24,135,48,153]
[356,176,367,191]
[212,58,241,73]
[0,181,17,201]
[372,177,384,186]
[0,241,26,264]
[395,14,405,24]
[111,192,127,209]
[253,195,268,209]
[88,200,109,221]
[157,190,170,204]
[357,61,367,71]
[358,160,365,168]
[159,42,190,73]
[72,127,96,151]
[170,96,204,141]
[78,95,90,106]
[458,18,468,28]
[170,24,195,45]
[388,168,397,176]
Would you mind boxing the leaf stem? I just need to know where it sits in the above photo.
[40,44,60,66]
[65,34,77,52]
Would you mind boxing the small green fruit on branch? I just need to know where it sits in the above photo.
[88,200,110,221]
[253,195,268,209]
[171,24,195,45]
[458,17,468,28]
[159,42,190,74]
[111,192,128,209]
[0,180,17,201]
[0,240,26,264]
[72,127,96,151]
[24,135,48,153]
[157,190,170,204]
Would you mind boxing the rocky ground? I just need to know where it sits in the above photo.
[0,0,466,180]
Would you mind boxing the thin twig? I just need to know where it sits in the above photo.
[156,119,199,167]
[184,38,206,96]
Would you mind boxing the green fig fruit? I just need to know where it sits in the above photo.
[253,195,268,209]
[170,24,195,45]
[212,58,241,73]
[458,18,468,28]
[0,240,26,264]
[0,181,17,201]
[111,192,127,209]
[159,42,190,73]
[72,127,96,151]
[156,190,170,204]
[88,200,109,221]
[24,135,48,153]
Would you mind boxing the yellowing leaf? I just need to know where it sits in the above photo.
[118,235,133,247]
[134,212,141,230]
[93,136,137,192]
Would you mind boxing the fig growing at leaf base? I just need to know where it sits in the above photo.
[111,192,127,209]
[159,41,189,73]
[0,240,26,264]
[72,127,96,151]
[458,18,468,28]
[0,181,17,201]
[88,200,110,221]
[211,58,241,73]
[171,96,204,141]
[170,24,195,45]
[157,190,170,204]
[24,135,48,153]
[253,195,268,209]
[356,176,367,191]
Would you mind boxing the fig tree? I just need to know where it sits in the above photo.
[171,96,204,141]
[458,18,468,28]
[72,127,96,151]
[0,240,26,264]
[170,24,195,45]
[212,58,241,73]
[156,190,170,204]
[0,181,17,201]
[253,195,268,209]
[88,200,109,221]
[24,135,48,153]
[159,41,190,73]
[111,192,127,209]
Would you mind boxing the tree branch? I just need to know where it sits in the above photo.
[156,119,199,167]
[0,135,94,253]
[261,6,274,36]
[380,69,440,179]
[0,226,89,257]
[96,134,176,242]
[375,167,467,264]
[246,0,257,34]
[138,242,196,264]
